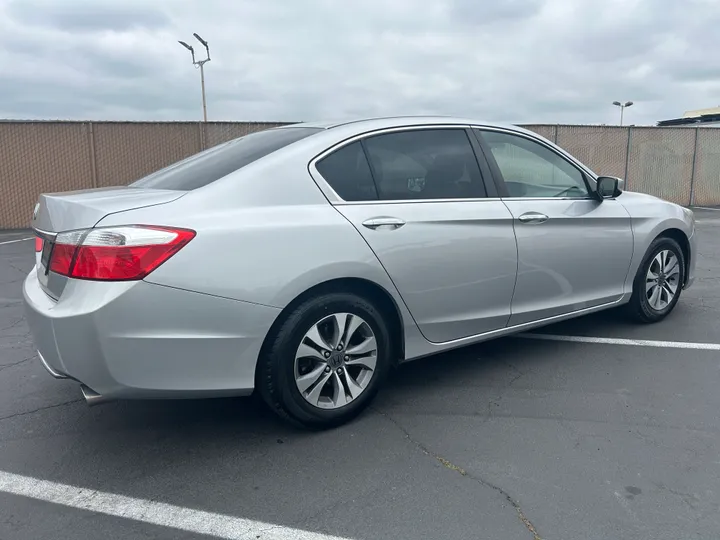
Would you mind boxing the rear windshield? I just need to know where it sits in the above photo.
[130,126,322,191]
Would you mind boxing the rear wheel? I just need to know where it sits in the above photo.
[627,236,685,323]
[257,292,391,429]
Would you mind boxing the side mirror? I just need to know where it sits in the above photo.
[596,176,623,199]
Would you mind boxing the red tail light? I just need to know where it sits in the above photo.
[34,236,43,252]
[49,243,76,275]
[49,226,195,281]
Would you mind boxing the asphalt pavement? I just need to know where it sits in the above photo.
[1,209,720,540]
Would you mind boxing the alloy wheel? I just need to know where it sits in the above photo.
[294,313,378,410]
[645,249,681,311]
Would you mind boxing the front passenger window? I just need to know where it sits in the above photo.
[478,130,589,198]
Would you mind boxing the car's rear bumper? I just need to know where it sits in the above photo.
[23,270,280,401]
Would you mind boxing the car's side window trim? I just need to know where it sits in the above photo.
[359,138,383,200]
[469,129,509,198]
[308,124,496,205]
[472,126,599,201]
[463,128,499,198]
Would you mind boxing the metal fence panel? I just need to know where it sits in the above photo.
[3,121,720,229]
[202,121,291,149]
[692,128,720,207]
[93,122,202,187]
[0,122,94,229]
[520,124,556,142]
[626,127,695,205]
[556,125,629,178]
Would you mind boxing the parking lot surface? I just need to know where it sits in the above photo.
[1,209,720,540]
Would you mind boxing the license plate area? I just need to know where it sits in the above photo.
[40,239,54,275]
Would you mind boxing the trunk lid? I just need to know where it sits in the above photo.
[32,187,185,233]
[32,186,185,299]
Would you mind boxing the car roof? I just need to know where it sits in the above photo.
[293,115,538,137]
[273,115,596,181]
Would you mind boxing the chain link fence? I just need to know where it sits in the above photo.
[1,121,718,229]
[693,128,720,207]
[1,122,94,230]
[518,124,716,207]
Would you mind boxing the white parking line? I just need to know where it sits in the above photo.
[0,237,33,246]
[0,470,352,540]
[693,206,720,212]
[519,333,720,351]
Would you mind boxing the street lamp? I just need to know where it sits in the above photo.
[178,33,211,122]
[612,101,633,126]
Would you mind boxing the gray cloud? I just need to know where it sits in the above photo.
[6,0,169,33]
[0,0,718,125]
[449,0,544,25]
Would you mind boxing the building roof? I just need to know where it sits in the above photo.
[657,107,720,126]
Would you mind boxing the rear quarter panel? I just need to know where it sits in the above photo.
[108,202,401,309]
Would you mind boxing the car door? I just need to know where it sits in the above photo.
[474,128,634,326]
[310,126,518,344]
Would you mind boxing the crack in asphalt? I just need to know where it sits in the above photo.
[486,363,525,422]
[0,355,35,372]
[7,261,29,274]
[0,399,83,423]
[507,363,526,386]
[0,318,24,332]
[375,409,543,540]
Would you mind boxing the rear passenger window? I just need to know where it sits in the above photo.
[364,129,486,200]
[315,141,378,201]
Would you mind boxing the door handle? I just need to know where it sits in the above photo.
[362,217,406,230]
[517,212,549,224]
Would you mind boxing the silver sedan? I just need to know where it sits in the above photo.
[23,116,697,428]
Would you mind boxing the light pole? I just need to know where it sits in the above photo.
[612,101,633,126]
[178,33,211,122]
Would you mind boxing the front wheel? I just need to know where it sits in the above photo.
[626,236,685,323]
[257,292,392,429]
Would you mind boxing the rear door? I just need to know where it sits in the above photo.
[474,128,634,326]
[311,126,518,344]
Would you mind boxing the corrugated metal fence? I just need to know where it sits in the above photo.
[1,121,719,229]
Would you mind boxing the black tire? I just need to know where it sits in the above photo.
[257,292,392,429]
[626,236,685,323]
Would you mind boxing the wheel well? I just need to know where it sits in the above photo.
[657,228,690,284]
[261,278,405,365]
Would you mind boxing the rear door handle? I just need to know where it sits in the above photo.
[362,217,406,230]
[517,212,549,224]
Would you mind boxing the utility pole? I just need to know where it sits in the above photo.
[178,33,211,122]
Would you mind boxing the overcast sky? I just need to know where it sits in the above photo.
[0,0,718,125]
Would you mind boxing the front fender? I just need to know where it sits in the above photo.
[619,192,695,291]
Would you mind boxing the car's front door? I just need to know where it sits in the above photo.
[311,127,518,343]
[475,128,634,326]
